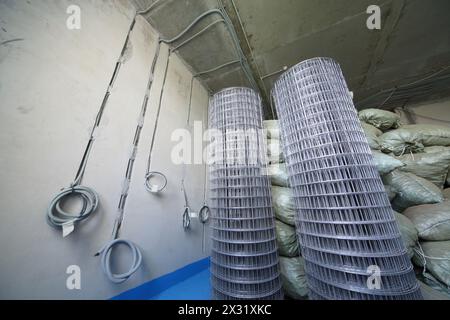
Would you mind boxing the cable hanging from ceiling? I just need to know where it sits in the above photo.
[139,1,260,93]
[356,65,450,109]
[96,40,163,284]
[46,17,137,237]
[181,77,195,230]
[144,49,171,194]
[180,76,210,230]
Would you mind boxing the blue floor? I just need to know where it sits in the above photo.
[150,268,211,300]
[112,257,211,300]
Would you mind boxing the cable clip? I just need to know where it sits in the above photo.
[183,207,191,230]
[199,205,210,224]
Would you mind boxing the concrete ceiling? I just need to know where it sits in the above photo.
[133,0,450,118]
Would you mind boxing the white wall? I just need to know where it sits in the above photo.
[0,0,210,299]
[396,99,450,126]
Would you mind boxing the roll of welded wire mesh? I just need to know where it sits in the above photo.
[208,87,283,300]
[272,58,422,300]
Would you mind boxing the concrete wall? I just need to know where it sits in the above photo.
[0,0,210,299]
[396,99,450,126]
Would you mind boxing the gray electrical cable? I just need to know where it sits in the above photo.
[199,141,210,225]
[194,60,241,77]
[147,6,259,91]
[46,17,137,235]
[159,10,222,44]
[144,48,171,194]
[171,19,225,52]
[96,41,162,284]
[98,239,143,284]
[181,77,195,230]
[200,104,210,252]
[137,0,164,15]
[356,66,450,107]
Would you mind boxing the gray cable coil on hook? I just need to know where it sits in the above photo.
[180,76,195,230]
[144,45,171,194]
[199,205,210,224]
[97,39,163,283]
[46,18,137,233]
[98,238,143,284]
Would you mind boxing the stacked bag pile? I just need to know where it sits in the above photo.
[264,120,309,300]
[359,108,450,298]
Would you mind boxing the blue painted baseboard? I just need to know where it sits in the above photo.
[112,257,210,300]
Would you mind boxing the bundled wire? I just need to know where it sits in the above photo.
[46,18,137,237]
[144,49,171,194]
[96,42,163,283]
[180,76,197,230]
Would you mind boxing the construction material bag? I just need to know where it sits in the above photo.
[272,186,296,226]
[413,241,450,287]
[419,280,450,300]
[412,124,450,146]
[372,151,405,175]
[385,185,397,201]
[267,139,284,164]
[361,122,382,150]
[380,124,450,156]
[444,188,450,200]
[276,220,299,257]
[404,202,450,241]
[423,147,450,187]
[359,108,401,131]
[279,256,308,300]
[383,171,443,212]
[398,150,450,189]
[394,211,418,259]
[268,163,289,187]
[424,146,450,153]
[263,120,280,140]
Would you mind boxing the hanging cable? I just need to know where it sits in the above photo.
[199,156,210,253]
[46,17,137,237]
[199,132,210,225]
[180,77,195,230]
[356,65,450,107]
[137,0,164,15]
[171,19,225,52]
[96,42,162,283]
[144,6,259,92]
[144,47,171,194]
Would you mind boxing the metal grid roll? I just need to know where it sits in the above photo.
[208,87,283,300]
[272,58,422,300]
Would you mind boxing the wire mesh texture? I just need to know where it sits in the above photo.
[272,58,422,300]
[208,87,283,300]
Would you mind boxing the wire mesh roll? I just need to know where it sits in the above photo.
[208,87,283,300]
[272,58,422,300]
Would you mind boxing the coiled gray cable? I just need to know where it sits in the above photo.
[97,239,142,284]
[47,186,99,228]
[97,41,163,283]
[144,48,171,194]
[46,18,137,234]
